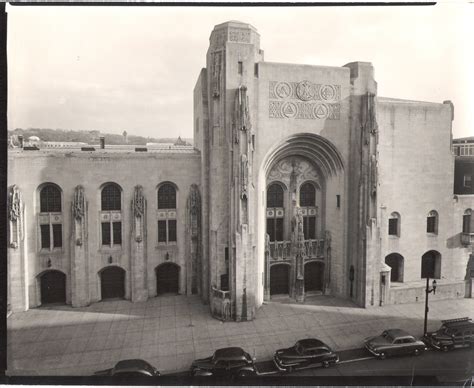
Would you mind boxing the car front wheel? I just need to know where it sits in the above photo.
[322,361,330,368]
[379,352,386,360]
[414,349,420,356]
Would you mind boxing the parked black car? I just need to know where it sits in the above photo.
[273,338,339,372]
[364,329,427,359]
[190,347,257,377]
[94,359,161,377]
[424,317,474,351]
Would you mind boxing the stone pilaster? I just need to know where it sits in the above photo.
[71,185,89,307]
[7,185,28,312]
[130,185,148,302]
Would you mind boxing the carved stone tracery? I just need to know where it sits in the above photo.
[8,185,24,248]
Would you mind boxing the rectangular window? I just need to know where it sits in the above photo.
[158,220,167,243]
[254,63,259,77]
[427,216,436,234]
[303,216,316,239]
[388,218,398,236]
[336,195,341,208]
[40,224,50,249]
[101,222,111,245]
[463,215,471,234]
[276,218,284,241]
[112,222,122,245]
[168,219,177,242]
[267,218,276,242]
[52,224,62,248]
[464,175,472,188]
[238,61,243,75]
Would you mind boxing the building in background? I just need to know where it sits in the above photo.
[7,21,474,320]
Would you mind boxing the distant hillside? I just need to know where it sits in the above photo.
[8,128,193,146]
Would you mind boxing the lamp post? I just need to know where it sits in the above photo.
[423,277,437,336]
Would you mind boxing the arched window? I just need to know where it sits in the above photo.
[157,183,177,244]
[100,183,122,247]
[463,209,472,234]
[385,253,404,282]
[421,250,441,279]
[267,184,284,208]
[101,184,121,211]
[38,184,62,251]
[40,185,61,213]
[158,184,176,209]
[299,182,316,207]
[426,210,438,234]
[388,212,400,237]
[266,183,284,242]
[300,182,317,239]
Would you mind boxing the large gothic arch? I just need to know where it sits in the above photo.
[258,133,345,305]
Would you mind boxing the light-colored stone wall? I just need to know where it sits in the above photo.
[377,98,473,304]
[8,149,201,309]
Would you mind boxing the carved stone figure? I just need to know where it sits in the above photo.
[265,233,271,254]
[8,185,22,222]
[370,154,377,197]
[188,184,201,238]
[133,185,145,218]
[212,52,221,98]
[236,85,251,132]
[72,185,85,220]
[241,154,248,200]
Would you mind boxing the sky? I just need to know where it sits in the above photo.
[7,3,474,139]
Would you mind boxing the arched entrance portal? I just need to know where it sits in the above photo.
[304,261,324,292]
[100,266,125,300]
[40,270,66,305]
[156,263,180,295]
[270,264,290,296]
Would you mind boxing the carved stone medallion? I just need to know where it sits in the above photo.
[296,81,315,101]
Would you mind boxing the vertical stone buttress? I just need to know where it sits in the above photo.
[7,185,28,312]
[206,22,263,320]
[186,184,202,295]
[130,185,148,302]
[71,185,89,307]
[343,62,378,307]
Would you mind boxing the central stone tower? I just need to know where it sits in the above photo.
[194,21,264,320]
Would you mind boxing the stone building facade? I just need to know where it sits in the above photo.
[7,21,474,320]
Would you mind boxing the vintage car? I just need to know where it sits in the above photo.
[364,329,427,359]
[424,317,474,351]
[94,359,161,377]
[273,338,339,372]
[190,347,257,377]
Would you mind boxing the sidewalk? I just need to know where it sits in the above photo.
[6,294,474,376]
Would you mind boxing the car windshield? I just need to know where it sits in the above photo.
[381,331,394,341]
[295,342,305,354]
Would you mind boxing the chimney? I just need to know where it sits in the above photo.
[99,136,105,149]
[18,135,24,148]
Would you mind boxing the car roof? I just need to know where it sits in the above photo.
[297,338,328,349]
[214,347,247,360]
[114,359,154,371]
[385,329,412,338]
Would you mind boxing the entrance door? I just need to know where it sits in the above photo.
[100,266,125,300]
[270,264,289,295]
[156,263,180,295]
[40,271,66,305]
[304,261,324,292]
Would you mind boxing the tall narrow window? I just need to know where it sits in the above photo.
[463,209,472,234]
[238,61,243,75]
[266,183,284,242]
[39,184,62,251]
[464,175,472,188]
[100,183,122,248]
[388,212,400,237]
[157,183,178,244]
[426,210,438,234]
[300,182,317,239]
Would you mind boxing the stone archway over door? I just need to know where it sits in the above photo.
[270,264,290,295]
[156,263,180,295]
[304,261,324,292]
[40,271,66,305]
[101,267,125,300]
